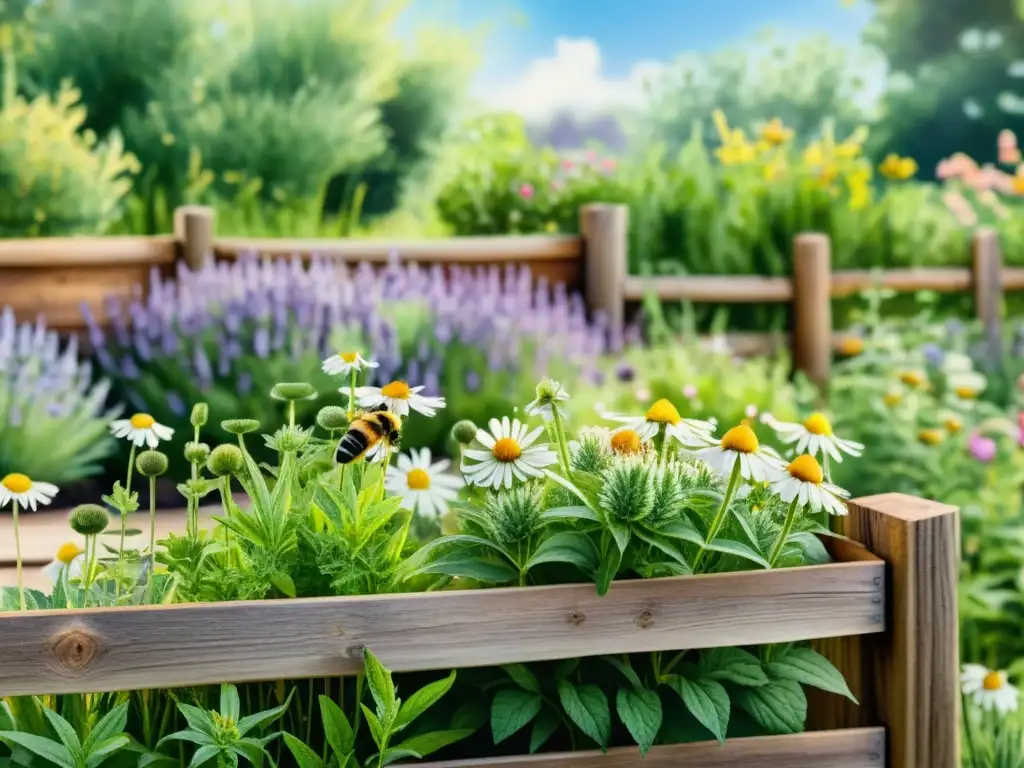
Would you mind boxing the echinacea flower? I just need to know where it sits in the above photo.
[385,448,464,518]
[352,381,445,418]
[524,378,570,422]
[962,664,1019,714]
[0,473,59,511]
[770,454,850,517]
[462,417,557,489]
[969,434,997,463]
[694,423,786,483]
[768,412,864,463]
[605,399,715,448]
[322,351,378,377]
[110,413,175,448]
[42,542,85,585]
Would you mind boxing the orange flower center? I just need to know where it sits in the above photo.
[341,352,358,363]
[838,337,864,356]
[645,399,681,424]
[492,438,523,463]
[721,424,759,454]
[406,468,431,491]
[983,671,1004,691]
[380,381,411,399]
[56,542,82,565]
[1,473,31,494]
[787,454,823,485]
[130,413,155,429]
[611,430,642,455]
[899,371,924,388]
[883,392,902,407]
[945,417,962,434]
[803,413,833,436]
[918,429,944,446]
[955,386,978,400]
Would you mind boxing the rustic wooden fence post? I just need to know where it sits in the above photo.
[971,228,1003,359]
[580,203,628,346]
[174,205,216,270]
[809,493,959,768]
[792,233,833,390]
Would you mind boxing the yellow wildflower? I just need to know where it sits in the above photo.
[759,118,793,147]
[837,336,864,357]
[879,153,918,181]
[1012,168,1024,196]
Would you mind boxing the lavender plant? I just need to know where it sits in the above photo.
[85,256,606,477]
[0,308,119,485]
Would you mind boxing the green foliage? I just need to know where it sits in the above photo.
[0,701,129,768]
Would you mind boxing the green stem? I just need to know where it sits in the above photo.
[353,674,365,737]
[220,476,234,569]
[126,444,137,496]
[12,500,24,611]
[116,512,127,599]
[961,692,979,768]
[691,460,743,572]
[288,400,296,427]
[768,498,801,568]
[550,407,572,475]
[147,476,157,599]
[376,447,392,503]
[347,370,358,420]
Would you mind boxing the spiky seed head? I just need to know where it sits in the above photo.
[222,418,260,435]
[599,458,656,524]
[483,485,546,546]
[190,402,209,429]
[184,441,211,465]
[270,382,317,401]
[207,444,245,476]
[136,450,169,478]
[571,434,612,474]
[317,406,348,432]
[69,504,109,536]
[451,420,478,445]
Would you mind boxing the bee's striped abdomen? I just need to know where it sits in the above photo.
[337,426,371,464]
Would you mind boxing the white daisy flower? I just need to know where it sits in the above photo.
[693,423,786,484]
[767,412,864,463]
[42,542,85,585]
[604,398,716,447]
[351,380,446,418]
[524,378,570,422]
[322,351,378,377]
[462,417,558,489]
[962,664,1019,715]
[385,447,464,517]
[0,473,59,511]
[770,454,850,517]
[110,413,175,448]
[948,370,987,400]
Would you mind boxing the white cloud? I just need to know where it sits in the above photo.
[481,37,664,122]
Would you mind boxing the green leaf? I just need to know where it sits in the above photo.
[491,689,542,744]
[219,685,241,724]
[376,748,422,767]
[186,743,220,768]
[633,528,692,571]
[361,705,385,748]
[701,648,768,688]
[556,681,611,749]
[395,671,457,731]
[391,729,474,758]
[84,736,130,768]
[728,505,761,549]
[669,677,730,743]
[540,506,601,523]
[236,689,294,737]
[502,664,541,693]
[362,649,397,721]
[702,538,769,569]
[789,533,831,565]
[737,679,807,734]
[410,553,519,583]
[606,520,631,554]
[84,702,129,756]
[529,710,560,754]
[156,730,215,749]
[616,688,662,756]
[595,545,622,596]
[526,532,598,574]
[269,572,296,598]
[177,704,217,738]
[601,656,642,689]
[283,733,324,768]
[650,517,705,547]
[0,732,76,768]
[766,647,857,702]
[318,696,355,757]
[542,470,601,514]
[42,706,83,758]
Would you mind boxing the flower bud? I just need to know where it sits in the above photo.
[222,418,260,435]
[270,382,317,401]
[184,441,211,465]
[207,444,245,476]
[190,402,209,429]
[451,420,478,445]
[68,504,109,536]
[136,450,169,478]
[317,406,349,432]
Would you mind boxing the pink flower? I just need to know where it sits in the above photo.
[601,157,616,172]
[998,130,1022,165]
[561,159,574,170]
[969,434,997,463]
[936,152,978,181]
[744,404,758,419]
[518,183,535,200]
[1018,412,1024,448]
[551,179,565,192]
[682,384,698,399]
[943,191,979,226]
[585,150,597,163]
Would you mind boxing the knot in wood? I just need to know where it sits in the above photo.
[49,628,100,673]
[345,643,366,659]
[566,611,585,627]
[634,609,655,629]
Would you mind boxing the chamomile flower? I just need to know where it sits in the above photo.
[322,351,378,377]
[462,417,558,489]
[110,413,175,448]
[0,473,59,511]
[770,454,850,517]
[42,542,85,585]
[962,664,1019,715]
[351,381,446,418]
[948,369,987,400]
[693,423,786,483]
[604,399,715,448]
[524,378,570,422]
[385,448,464,518]
[767,412,864,462]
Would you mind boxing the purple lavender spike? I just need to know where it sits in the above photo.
[237,372,253,395]
[166,391,187,418]
[464,369,481,393]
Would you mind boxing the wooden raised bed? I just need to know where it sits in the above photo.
[0,493,958,768]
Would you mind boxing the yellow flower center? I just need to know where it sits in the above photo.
[492,438,523,463]
[611,430,642,455]
[955,386,978,400]
[838,336,864,356]
[899,371,924,388]
[56,542,82,565]
[803,413,833,437]
[918,429,944,446]
[380,381,411,399]
[1,473,32,494]
[945,416,962,434]
[787,454,823,485]
[645,399,681,425]
[406,468,431,491]
[883,392,902,407]
[341,352,358,363]
[721,424,759,454]
[130,413,155,429]
[983,671,1005,691]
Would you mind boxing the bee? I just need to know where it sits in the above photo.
[337,404,402,464]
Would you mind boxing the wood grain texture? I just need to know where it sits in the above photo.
[810,493,959,768]
[580,204,628,337]
[972,228,1003,361]
[792,233,832,388]
[0,559,884,695]
[622,275,792,303]
[415,728,886,768]
[0,236,176,267]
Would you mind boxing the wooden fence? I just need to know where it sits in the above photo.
[0,203,1014,386]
